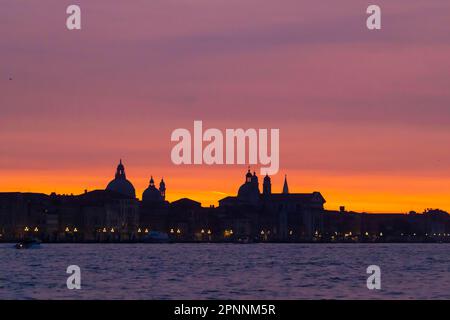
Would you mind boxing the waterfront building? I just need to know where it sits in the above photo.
[0,162,449,243]
[218,169,326,241]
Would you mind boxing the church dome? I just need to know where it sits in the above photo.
[237,168,260,204]
[142,176,162,203]
[237,183,259,199]
[106,160,136,198]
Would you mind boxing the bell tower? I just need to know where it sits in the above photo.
[263,174,271,195]
[159,178,166,200]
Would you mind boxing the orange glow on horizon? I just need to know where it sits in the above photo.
[1,166,449,214]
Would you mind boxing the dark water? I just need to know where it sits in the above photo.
[1,243,450,299]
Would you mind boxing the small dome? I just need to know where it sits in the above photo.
[142,176,162,203]
[142,185,162,203]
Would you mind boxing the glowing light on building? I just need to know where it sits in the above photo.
[224,229,233,237]
[65,227,70,232]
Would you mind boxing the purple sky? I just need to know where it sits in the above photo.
[1,1,450,212]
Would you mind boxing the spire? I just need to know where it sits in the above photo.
[115,159,126,179]
[282,174,289,194]
[150,176,155,187]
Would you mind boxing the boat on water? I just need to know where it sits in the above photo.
[143,231,170,243]
[15,238,42,249]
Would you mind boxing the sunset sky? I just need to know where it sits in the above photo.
[1,1,449,213]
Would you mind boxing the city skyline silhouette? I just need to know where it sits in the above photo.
[0,159,448,214]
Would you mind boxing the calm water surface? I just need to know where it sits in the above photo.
[1,243,449,299]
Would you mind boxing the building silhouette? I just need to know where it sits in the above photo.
[218,168,325,240]
[0,160,449,243]
[106,159,136,198]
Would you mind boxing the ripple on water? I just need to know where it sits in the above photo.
[2,243,450,299]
